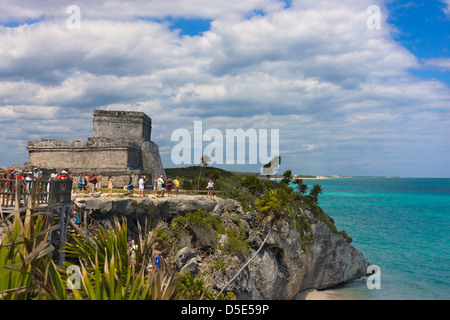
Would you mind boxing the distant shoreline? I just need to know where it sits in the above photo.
[269,176,406,180]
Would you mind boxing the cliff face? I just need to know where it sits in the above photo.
[73,195,369,300]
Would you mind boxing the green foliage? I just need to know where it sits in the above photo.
[165,166,235,181]
[184,210,224,234]
[222,227,249,257]
[309,184,323,204]
[181,179,193,190]
[169,210,249,257]
[176,271,205,300]
[281,170,292,185]
[176,271,230,300]
[0,205,178,300]
[64,218,178,300]
[240,175,264,195]
[293,178,308,195]
[210,257,227,275]
[0,209,67,300]
[255,188,293,222]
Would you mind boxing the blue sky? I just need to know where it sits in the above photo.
[0,0,449,177]
[386,0,450,83]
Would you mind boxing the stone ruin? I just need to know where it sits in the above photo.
[26,110,165,187]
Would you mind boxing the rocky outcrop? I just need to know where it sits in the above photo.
[73,195,369,300]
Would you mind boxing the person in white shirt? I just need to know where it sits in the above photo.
[157,176,164,197]
[207,180,214,197]
[138,176,147,198]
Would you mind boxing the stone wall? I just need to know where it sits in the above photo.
[27,139,142,171]
[93,110,152,142]
[26,110,165,188]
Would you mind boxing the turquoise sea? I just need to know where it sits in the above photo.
[291,177,450,300]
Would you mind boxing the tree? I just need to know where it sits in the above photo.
[241,175,264,195]
[293,178,308,195]
[197,154,211,190]
[281,170,292,185]
[309,184,323,203]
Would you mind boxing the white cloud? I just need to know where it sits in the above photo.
[442,0,450,15]
[422,58,450,71]
[0,0,449,177]
[0,0,285,23]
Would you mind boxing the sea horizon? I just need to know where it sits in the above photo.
[292,177,450,300]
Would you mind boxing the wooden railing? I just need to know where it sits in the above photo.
[0,178,73,209]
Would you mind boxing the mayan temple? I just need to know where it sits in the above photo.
[27,110,165,186]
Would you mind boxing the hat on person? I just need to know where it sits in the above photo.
[51,173,58,178]
[62,170,67,174]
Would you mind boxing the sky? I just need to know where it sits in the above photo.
[0,0,449,178]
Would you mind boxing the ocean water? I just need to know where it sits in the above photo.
[291,177,450,300]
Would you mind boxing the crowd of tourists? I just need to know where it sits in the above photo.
[76,173,182,198]
[2,167,216,199]
[0,167,72,205]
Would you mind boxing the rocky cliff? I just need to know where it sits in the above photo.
[73,195,369,300]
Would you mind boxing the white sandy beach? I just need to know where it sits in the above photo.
[296,289,367,300]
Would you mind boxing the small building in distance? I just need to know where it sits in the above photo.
[27,110,165,187]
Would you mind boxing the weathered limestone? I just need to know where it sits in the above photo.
[27,110,165,186]
[73,195,369,300]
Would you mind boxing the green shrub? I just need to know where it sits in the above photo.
[222,227,249,257]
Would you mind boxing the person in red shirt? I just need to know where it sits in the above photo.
[58,170,70,180]
[88,172,97,195]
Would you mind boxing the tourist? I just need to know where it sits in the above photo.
[161,178,166,197]
[33,167,43,181]
[43,172,57,202]
[173,177,180,196]
[6,169,15,204]
[128,238,137,267]
[96,173,102,193]
[126,176,134,196]
[25,172,33,189]
[0,171,7,198]
[153,175,158,194]
[88,172,97,195]
[152,246,165,272]
[207,180,214,197]
[166,178,173,197]
[138,176,147,198]
[156,176,164,197]
[58,170,70,180]
[16,171,25,205]
[108,176,114,196]
[23,172,33,205]
[77,173,86,193]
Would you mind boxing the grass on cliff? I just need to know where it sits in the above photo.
[165,166,352,244]
[155,209,250,258]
